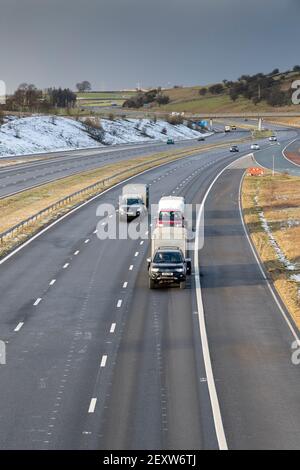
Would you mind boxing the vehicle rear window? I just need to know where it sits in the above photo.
[159,210,182,221]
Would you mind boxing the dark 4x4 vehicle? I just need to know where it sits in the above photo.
[147,248,191,289]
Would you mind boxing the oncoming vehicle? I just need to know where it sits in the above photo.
[119,184,149,221]
[230,145,239,152]
[231,125,237,131]
[269,135,277,142]
[251,144,260,150]
[167,138,175,144]
[198,136,205,141]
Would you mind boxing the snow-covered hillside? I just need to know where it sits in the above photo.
[0,115,210,157]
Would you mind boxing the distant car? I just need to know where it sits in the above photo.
[167,138,175,144]
[231,125,237,131]
[251,144,260,150]
[230,145,239,152]
[269,136,277,142]
[198,136,205,141]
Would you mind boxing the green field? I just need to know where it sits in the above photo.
[76,90,138,109]
[79,99,125,107]
[151,90,300,114]
[77,91,137,100]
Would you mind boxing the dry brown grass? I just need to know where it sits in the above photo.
[242,173,300,328]
[0,157,40,168]
[266,117,300,128]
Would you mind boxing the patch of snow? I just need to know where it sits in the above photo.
[254,193,300,290]
[258,210,297,271]
[0,115,212,157]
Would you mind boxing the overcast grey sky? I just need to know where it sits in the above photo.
[0,0,299,92]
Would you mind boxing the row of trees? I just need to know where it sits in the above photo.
[1,79,94,112]
[3,83,77,112]
[48,88,76,108]
[199,66,300,107]
[123,88,170,108]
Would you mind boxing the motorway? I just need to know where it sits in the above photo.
[0,128,300,449]
[0,124,293,199]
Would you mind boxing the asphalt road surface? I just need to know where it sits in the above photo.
[0,124,293,199]
[0,130,299,450]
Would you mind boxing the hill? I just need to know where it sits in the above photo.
[122,70,300,114]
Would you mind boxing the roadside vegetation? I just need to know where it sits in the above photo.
[148,67,300,114]
[242,173,300,328]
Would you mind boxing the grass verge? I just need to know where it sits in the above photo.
[251,130,274,139]
[242,172,300,328]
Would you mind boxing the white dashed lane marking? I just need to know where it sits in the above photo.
[110,323,116,333]
[33,298,42,306]
[123,282,128,288]
[88,398,97,413]
[117,299,122,308]
[49,279,56,286]
[100,355,107,368]
[14,322,24,332]
[63,263,69,269]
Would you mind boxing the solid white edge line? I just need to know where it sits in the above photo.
[88,398,97,413]
[281,137,300,168]
[194,171,233,451]
[238,174,300,345]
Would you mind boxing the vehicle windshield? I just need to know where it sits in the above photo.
[159,210,182,222]
[153,251,183,264]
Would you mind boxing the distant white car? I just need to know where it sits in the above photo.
[269,136,277,142]
[251,144,260,150]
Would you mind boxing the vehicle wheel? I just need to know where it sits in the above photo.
[149,279,156,289]
[180,281,186,289]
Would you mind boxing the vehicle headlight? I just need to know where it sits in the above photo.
[151,268,159,273]
[176,268,184,273]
